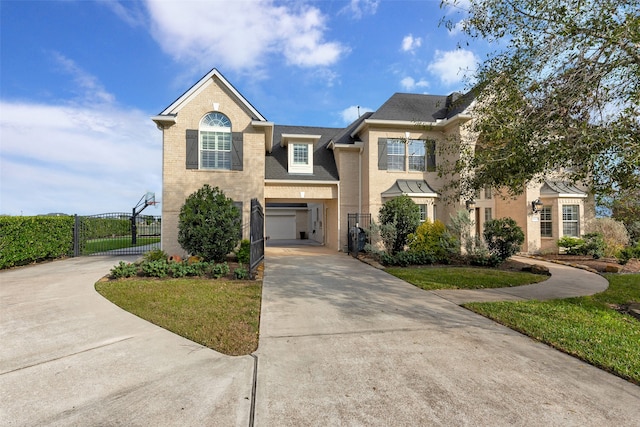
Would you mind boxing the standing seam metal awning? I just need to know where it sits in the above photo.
[540,180,588,198]
[381,179,439,198]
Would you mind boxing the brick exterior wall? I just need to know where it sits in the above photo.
[160,76,266,256]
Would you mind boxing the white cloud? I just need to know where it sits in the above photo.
[0,59,160,216]
[400,76,429,91]
[340,105,373,124]
[401,34,422,53]
[52,52,115,105]
[0,101,160,216]
[144,0,346,72]
[427,49,479,85]
[339,0,380,19]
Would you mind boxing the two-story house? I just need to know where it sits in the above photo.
[152,68,594,256]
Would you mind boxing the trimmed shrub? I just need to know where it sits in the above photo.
[178,185,241,262]
[408,219,456,262]
[618,243,640,265]
[110,261,138,279]
[378,195,421,254]
[234,265,249,279]
[237,239,250,265]
[141,260,169,278]
[483,217,525,261]
[380,250,437,267]
[0,216,74,269]
[558,233,605,258]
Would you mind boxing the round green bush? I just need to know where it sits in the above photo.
[178,185,242,262]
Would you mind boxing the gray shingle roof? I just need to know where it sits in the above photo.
[265,125,341,181]
[370,91,475,122]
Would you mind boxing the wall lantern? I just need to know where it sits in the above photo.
[531,198,544,213]
[465,199,476,211]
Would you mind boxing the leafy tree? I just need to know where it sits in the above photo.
[178,185,241,262]
[378,195,421,254]
[442,0,640,199]
[483,218,525,261]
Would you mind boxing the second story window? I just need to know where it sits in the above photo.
[387,139,406,171]
[408,140,425,172]
[200,112,231,170]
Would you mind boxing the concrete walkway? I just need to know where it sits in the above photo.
[1,250,638,426]
[431,255,610,304]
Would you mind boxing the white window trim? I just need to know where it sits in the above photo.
[288,142,313,174]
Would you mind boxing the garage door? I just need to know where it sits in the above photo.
[266,214,296,240]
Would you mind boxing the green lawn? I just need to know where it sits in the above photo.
[464,274,640,384]
[385,266,547,290]
[84,236,160,254]
[95,278,261,356]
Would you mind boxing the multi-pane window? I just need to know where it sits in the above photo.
[408,140,425,172]
[292,144,309,165]
[200,112,232,170]
[484,207,492,223]
[562,205,579,237]
[201,131,231,169]
[387,139,406,171]
[484,185,492,199]
[426,140,436,172]
[418,204,427,222]
[540,206,552,237]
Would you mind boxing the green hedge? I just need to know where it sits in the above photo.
[81,217,130,239]
[0,216,74,269]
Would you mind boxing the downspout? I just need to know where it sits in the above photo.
[337,181,341,251]
[358,145,363,215]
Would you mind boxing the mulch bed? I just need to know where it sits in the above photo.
[537,254,640,274]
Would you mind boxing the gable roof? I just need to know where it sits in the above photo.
[152,68,267,124]
[265,125,340,181]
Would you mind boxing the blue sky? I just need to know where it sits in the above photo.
[0,0,485,215]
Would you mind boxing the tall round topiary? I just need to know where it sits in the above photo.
[483,217,525,261]
[378,195,421,254]
[178,185,241,262]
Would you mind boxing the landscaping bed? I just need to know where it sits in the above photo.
[537,254,640,273]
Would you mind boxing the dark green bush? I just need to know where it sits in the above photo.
[580,233,605,258]
[178,185,241,262]
[141,260,169,278]
[558,233,606,258]
[557,236,584,254]
[617,243,640,265]
[380,250,436,267]
[483,218,525,261]
[378,195,421,254]
[237,239,250,264]
[110,261,138,279]
[234,265,249,279]
[210,262,230,279]
[0,216,74,269]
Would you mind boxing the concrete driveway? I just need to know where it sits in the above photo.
[255,247,640,426]
[1,249,639,426]
[0,256,253,426]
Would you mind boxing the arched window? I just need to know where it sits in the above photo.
[200,112,232,170]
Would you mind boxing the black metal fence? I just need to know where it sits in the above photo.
[347,213,371,257]
[249,198,265,277]
[74,213,161,256]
